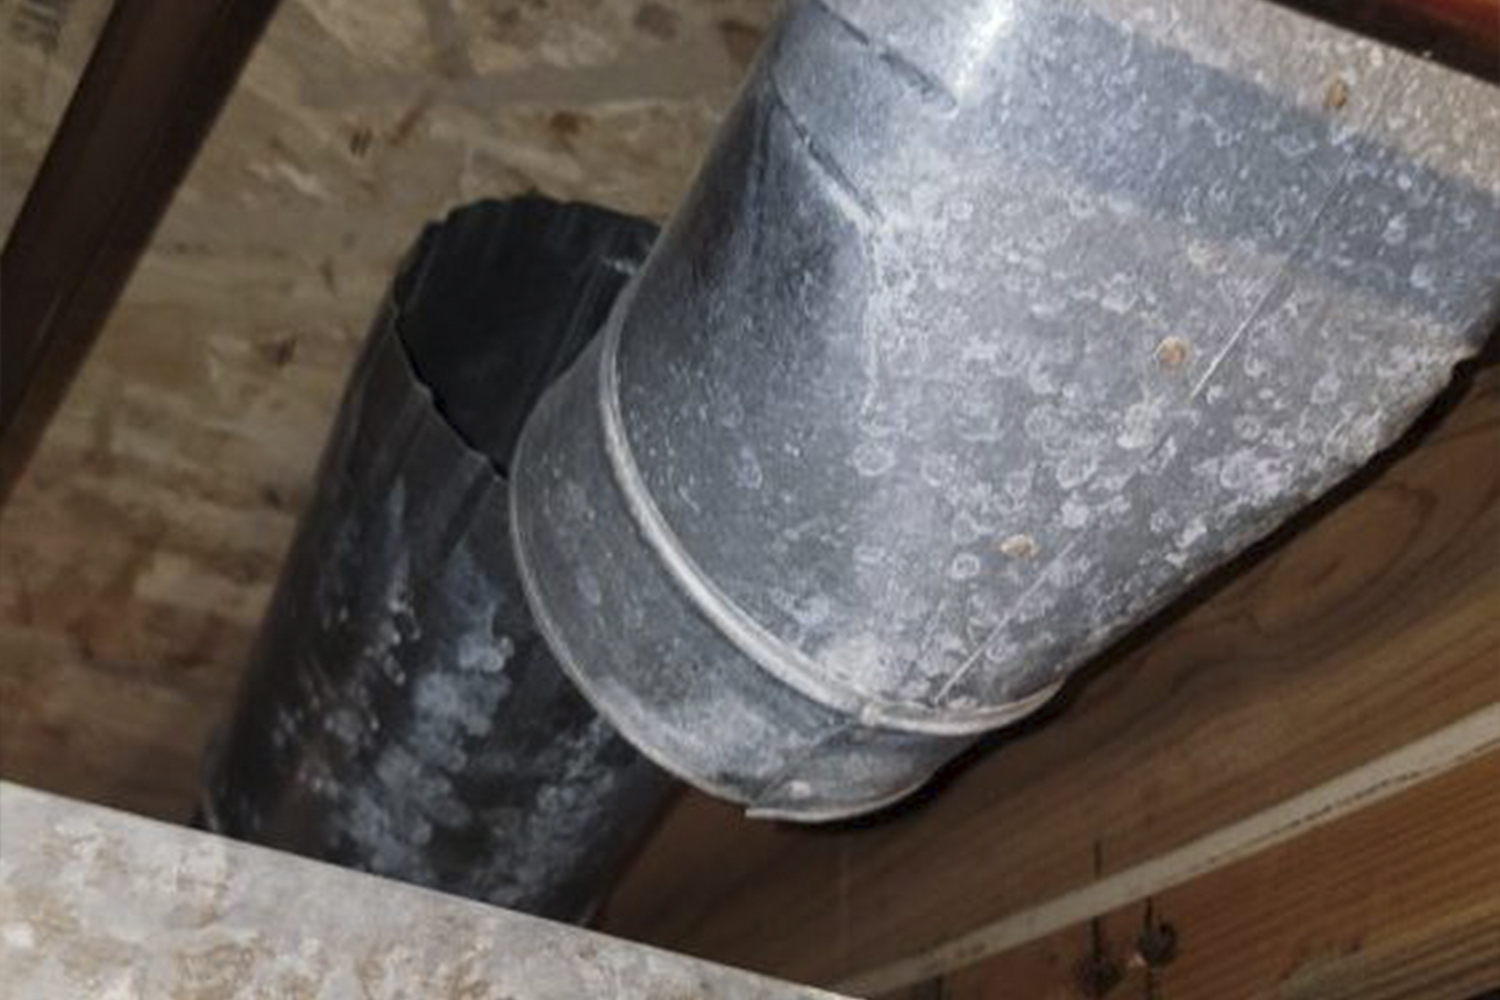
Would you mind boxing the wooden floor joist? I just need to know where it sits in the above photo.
[847,705,1500,996]
[0,0,280,502]
[899,748,1500,1000]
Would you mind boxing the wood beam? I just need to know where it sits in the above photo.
[849,706,1500,996]
[0,0,281,503]
[886,749,1500,1000]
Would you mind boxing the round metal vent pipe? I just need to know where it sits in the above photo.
[204,199,676,921]
[510,0,1500,819]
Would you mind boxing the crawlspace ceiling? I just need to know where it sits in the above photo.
[0,0,776,819]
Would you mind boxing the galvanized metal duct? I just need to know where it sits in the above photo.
[510,0,1500,820]
[204,199,676,921]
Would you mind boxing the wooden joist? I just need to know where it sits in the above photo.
[888,749,1500,1000]
[0,782,844,1000]
[0,0,281,502]
[854,708,1500,997]
[599,361,1500,992]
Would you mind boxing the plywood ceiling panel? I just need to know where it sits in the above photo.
[0,0,775,820]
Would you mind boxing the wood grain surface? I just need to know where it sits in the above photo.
[899,749,1500,1000]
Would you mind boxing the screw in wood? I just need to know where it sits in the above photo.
[1075,915,1124,998]
[1135,898,1179,1000]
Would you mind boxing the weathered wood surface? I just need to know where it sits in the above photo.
[898,748,1500,1000]
[0,782,846,1000]
[0,0,775,820]
[846,705,1500,996]
[599,361,1500,988]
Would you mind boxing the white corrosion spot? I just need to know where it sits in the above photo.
[2,922,36,950]
[949,552,982,580]
[851,441,898,477]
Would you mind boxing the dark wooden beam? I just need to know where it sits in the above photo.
[0,0,282,503]
[1273,0,1500,82]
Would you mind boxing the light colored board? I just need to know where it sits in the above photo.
[1,0,287,501]
[0,0,775,820]
[599,362,1500,987]
[912,748,1500,1000]
[0,782,846,1000]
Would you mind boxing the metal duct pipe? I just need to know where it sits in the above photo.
[203,199,676,921]
[510,0,1500,819]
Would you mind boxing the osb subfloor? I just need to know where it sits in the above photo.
[0,0,773,821]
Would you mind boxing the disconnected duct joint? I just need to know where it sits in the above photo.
[509,0,1500,819]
